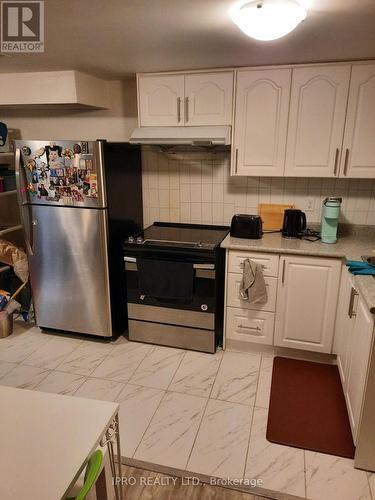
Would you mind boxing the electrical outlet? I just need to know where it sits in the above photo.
[305,198,315,211]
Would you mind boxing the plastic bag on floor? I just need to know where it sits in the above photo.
[0,239,29,282]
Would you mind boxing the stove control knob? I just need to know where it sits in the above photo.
[201,304,208,311]
[127,236,135,243]
[136,237,144,244]
[197,241,203,248]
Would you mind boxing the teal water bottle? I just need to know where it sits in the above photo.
[320,197,342,244]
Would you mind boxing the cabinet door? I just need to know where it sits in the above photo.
[333,267,357,388]
[341,64,375,178]
[285,65,351,177]
[138,75,184,126]
[184,72,233,126]
[274,255,341,353]
[233,68,291,176]
[345,296,374,442]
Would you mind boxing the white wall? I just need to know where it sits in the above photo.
[0,80,137,141]
[142,148,375,228]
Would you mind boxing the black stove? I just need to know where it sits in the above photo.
[123,222,229,353]
[123,222,229,256]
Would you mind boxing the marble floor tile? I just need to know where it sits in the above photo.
[305,451,372,500]
[34,370,86,396]
[169,350,223,398]
[0,360,18,378]
[255,355,274,409]
[0,364,50,389]
[0,332,51,363]
[22,337,80,370]
[211,351,261,405]
[74,377,124,402]
[56,342,113,376]
[116,383,165,457]
[129,346,186,389]
[245,407,305,497]
[187,399,253,478]
[134,391,206,469]
[91,342,152,383]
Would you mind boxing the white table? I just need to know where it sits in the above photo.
[0,386,123,500]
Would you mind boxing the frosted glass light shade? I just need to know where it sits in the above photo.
[231,0,307,41]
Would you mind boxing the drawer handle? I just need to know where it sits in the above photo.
[238,324,261,333]
[239,263,266,270]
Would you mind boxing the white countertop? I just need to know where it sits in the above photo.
[221,231,375,261]
[0,386,119,500]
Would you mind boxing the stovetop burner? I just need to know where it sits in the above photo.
[124,222,229,252]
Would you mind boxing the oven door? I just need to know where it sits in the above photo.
[124,255,217,352]
[125,255,216,313]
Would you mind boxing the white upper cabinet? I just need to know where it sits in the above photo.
[274,255,341,353]
[341,64,375,178]
[233,68,291,176]
[184,72,233,126]
[138,74,184,126]
[285,65,351,177]
[138,72,233,127]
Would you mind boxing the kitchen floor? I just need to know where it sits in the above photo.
[0,321,373,500]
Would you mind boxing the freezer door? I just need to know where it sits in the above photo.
[28,205,112,337]
[14,140,107,208]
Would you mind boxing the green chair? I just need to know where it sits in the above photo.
[66,449,103,500]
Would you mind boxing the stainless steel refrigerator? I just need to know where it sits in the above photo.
[15,140,143,337]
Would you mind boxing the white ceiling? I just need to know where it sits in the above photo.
[1,0,375,78]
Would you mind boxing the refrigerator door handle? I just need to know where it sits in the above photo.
[15,148,27,206]
[95,140,108,208]
[15,148,34,256]
[23,205,35,257]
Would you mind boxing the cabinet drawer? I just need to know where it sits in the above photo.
[228,251,279,277]
[226,307,274,345]
[227,273,277,312]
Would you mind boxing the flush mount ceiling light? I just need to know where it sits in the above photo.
[231,0,307,41]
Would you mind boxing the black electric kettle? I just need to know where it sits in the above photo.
[282,209,307,238]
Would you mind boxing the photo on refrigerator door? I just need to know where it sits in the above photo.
[46,145,63,168]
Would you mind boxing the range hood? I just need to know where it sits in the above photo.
[129,126,231,146]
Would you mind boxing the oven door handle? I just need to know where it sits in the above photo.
[124,256,215,271]
[124,256,137,263]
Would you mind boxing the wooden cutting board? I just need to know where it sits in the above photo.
[259,203,295,231]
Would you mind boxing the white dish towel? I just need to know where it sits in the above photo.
[239,258,268,304]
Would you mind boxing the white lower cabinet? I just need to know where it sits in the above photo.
[274,255,341,353]
[224,251,341,351]
[226,307,275,345]
[334,267,357,385]
[335,270,374,442]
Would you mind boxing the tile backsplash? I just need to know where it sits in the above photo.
[141,147,375,228]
